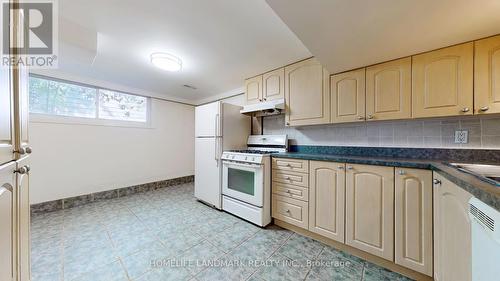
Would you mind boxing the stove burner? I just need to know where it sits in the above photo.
[228,150,281,154]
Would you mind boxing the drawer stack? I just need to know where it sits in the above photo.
[271,158,309,228]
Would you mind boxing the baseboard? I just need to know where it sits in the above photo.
[274,219,433,281]
[30,175,194,215]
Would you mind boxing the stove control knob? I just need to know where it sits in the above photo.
[231,155,235,159]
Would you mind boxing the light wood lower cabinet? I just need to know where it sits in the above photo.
[272,194,309,229]
[395,168,433,276]
[272,182,308,202]
[308,161,345,243]
[345,164,394,260]
[433,173,472,281]
[0,161,17,281]
[272,169,309,187]
[272,158,309,173]
[412,42,474,118]
[285,58,330,126]
[474,34,500,115]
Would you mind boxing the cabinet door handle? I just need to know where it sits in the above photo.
[367,115,374,120]
[433,179,442,185]
[357,116,365,120]
[398,170,406,175]
[25,146,33,154]
[461,107,470,113]
[338,166,344,170]
[285,209,291,213]
[479,106,489,112]
[286,122,290,126]
[15,165,30,174]
[14,147,26,155]
[347,166,353,170]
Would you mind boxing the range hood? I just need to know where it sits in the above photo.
[240,98,285,117]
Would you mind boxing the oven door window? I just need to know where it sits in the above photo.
[227,168,255,196]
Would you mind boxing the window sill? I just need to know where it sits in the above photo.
[29,113,153,129]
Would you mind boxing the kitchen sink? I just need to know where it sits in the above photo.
[448,163,500,186]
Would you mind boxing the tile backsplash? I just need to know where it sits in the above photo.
[263,114,500,149]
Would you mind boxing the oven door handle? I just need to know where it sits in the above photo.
[223,161,262,168]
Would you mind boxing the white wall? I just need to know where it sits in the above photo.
[29,99,195,204]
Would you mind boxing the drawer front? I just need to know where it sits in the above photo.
[272,158,309,173]
[272,195,308,229]
[272,182,309,202]
[272,170,309,187]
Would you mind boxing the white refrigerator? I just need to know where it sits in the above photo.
[195,101,250,209]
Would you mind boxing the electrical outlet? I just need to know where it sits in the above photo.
[454,130,469,144]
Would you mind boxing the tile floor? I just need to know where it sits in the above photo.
[31,183,413,281]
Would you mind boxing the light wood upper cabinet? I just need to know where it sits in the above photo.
[433,173,472,281]
[345,164,394,261]
[0,66,14,165]
[285,58,330,126]
[475,35,500,115]
[395,168,433,276]
[366,58,411,121]
[309,161,345,243]
[263,68,284,102]
[245,75,263,105]
[412,42,474,118]
[0,162,17,281]
[330,68,366,123]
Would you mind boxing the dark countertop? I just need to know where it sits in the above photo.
[272,152,500,212]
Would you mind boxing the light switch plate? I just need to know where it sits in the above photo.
[454,130,469,144]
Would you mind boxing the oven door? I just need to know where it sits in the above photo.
[222,161,263,207]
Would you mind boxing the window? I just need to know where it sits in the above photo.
[29,75,149,125]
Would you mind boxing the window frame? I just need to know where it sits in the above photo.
[29,74,152,128]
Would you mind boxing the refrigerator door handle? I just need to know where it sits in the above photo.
[215,113,220,137]
[215,137,218,166]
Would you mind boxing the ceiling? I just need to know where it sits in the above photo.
[266,0,500,74]
[42,0,311,104]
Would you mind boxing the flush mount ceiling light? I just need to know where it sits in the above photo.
[150,52,182,72]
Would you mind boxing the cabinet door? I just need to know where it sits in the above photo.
[17,158,30,281]
[13,9,30,159]
[285,58,330,126]
[412,42,473,118]
[308,161,345,243]
[263,68,284,102]
[0,162,17,281]
[0,65,14,165]
[345,164,394,260]
[395,168,433,276]
[245,75,263,105]
[330,68,366,123]
[433,173,472,281]
[366,58,411,121]
[475,35,500,114]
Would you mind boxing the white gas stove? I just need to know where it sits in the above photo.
[221,135,287,226]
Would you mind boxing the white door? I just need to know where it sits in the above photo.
[195,102,221,137]
[195,138,221,208]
